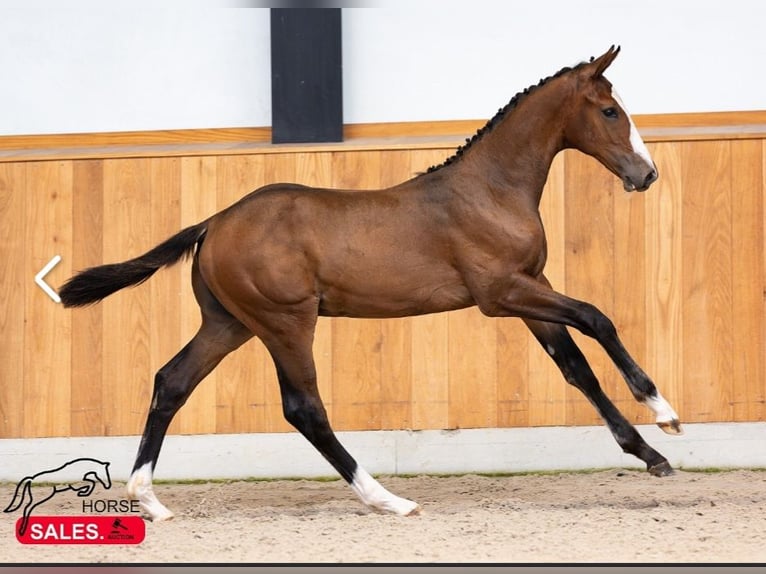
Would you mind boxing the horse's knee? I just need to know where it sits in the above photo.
[575,302,617,339]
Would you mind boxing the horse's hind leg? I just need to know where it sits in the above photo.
[524,318,673,476]
[253,306,420,516]
[126,263,253,521]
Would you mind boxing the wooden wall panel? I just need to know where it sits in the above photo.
[1,125,765,439]
[681,141,734,422]
[410,312,450,430]
[101,159,153,436]
[23,162,73,437]
[731,140,765,421]
[645,143,685,423]
[0,163,26,438]
[70,160,104,436]
[448,307,498,429]
[762,142,766,419]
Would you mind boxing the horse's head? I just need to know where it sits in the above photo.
[563,45,658,192]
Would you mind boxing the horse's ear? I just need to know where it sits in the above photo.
[589,45,621,78]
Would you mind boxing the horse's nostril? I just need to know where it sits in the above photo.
[644,168,658,188]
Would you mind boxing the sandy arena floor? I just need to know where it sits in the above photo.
[1,468,765,563]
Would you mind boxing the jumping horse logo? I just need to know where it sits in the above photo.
[4,457,112,536]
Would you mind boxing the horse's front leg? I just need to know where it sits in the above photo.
[481,272,682,436]
[523,317,673,476]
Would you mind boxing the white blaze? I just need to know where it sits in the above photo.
[611,88,654,168]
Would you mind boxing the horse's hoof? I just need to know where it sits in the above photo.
[657,419,684,435]
[648,461,674,477]
[150,509,175,522]
[405,504,422,517]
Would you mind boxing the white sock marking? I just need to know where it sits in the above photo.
[611,88,654,168]
[644,391,679,424]
[126,462,175,522]
[350,467,420,516]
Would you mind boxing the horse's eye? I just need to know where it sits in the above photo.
[602,107,618,119]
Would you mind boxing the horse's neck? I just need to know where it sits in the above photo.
[462,82,572,207]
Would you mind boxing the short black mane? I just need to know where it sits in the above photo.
[426,59,591,174]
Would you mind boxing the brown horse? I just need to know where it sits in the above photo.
[60,46,682,522]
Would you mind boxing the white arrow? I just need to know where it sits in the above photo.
[35,255,62,303]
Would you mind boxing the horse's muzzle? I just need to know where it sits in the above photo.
[623,166,658,192]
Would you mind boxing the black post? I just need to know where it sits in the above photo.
[270,8,343,143]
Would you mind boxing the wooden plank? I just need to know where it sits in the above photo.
[2,111,765,158]
[644,142,685,424]
[763,142,766,421]
[0,163,26,438]
[70,160,105,436]
[295,151,333,186]
[681,141,733,422]
[730,140,764,421]
[411,312,449,430]
[379,316,412,430]
[448,307,498,429]
[564,152,616,426]
[636,110,766,129]
[330,317,383,430]
[101,159,152,436]
[496,317,529,427]
[0,127,272,151]
[23,161,73,437]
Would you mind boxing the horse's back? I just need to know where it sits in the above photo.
[197,181,474,319]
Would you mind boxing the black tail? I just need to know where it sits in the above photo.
[59,222,208,308]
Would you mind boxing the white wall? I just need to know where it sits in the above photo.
[1,0,764,136]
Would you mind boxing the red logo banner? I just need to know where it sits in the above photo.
[15,515,145,545]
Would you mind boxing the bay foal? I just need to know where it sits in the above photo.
[60,46,682,521]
